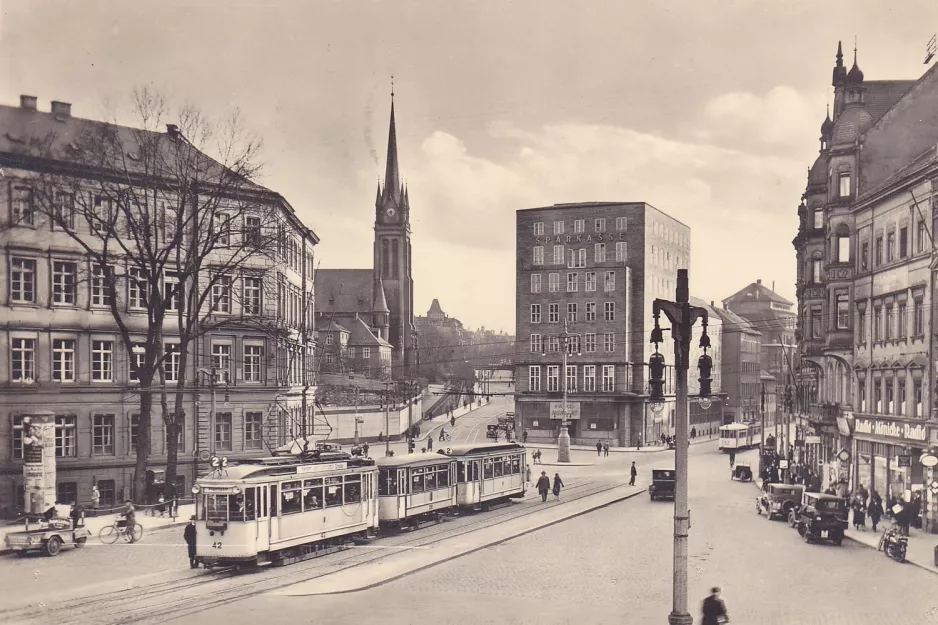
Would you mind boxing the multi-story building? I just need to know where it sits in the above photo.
[314,315,392,379]
[514,201,693,446]
[687,297,724,439]
[794,44,938,528]
[0,96,317,515]
[723,279,797,388]
[712,307,762,424]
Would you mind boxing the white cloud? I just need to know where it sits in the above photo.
[407,106,809,331]
[701,85,821,149]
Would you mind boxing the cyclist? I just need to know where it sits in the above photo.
[120,499,137,540]
[439,428,449,442]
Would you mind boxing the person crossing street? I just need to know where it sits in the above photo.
[629,461,637,486]
[536,471,551,502]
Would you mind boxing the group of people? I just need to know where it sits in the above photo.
[842,484,921,534]
[533,470,564,502]
[595,441,611,457]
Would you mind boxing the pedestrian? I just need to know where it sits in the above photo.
[603,442,610,457]
[533,449,541,465]
[426,435,433,452]
[691,427,697,439]
[451,416,456,428]
[525,464,532,484]
[701,587,730,625]
[91,485,100,511]
[636,435,642,451]
[155,494,166,517]
[868,495,884,532]
[378,431,384,443]
[522,430,528,443]
[363,442,370,457]
[596,441,602,456]
[552,473,564,499]
[184,515,198,568]
[164,481,178,519]
[536,471,551,502]
[420,447,427,453]
[629,461,637,486]
[852,496,866,531]
[69,503,83,530]
[728,451,736,468]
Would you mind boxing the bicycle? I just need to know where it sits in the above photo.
[439,431,452,442]
[99,519,143,544]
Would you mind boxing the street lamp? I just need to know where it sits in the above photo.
[648,269,711,625]
[542,320,581,463]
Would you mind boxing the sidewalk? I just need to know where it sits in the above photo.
[752,478,938,575]
[526,435,718,454]
[0,503,194,555]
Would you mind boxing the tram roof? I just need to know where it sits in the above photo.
[198,453,375,482]
[376,452,454,468]
[720,423,750,431]
[436,442,525,457]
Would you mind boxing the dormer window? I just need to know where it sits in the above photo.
[838,173,851,198]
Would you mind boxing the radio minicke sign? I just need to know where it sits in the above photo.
[854,418,928,443]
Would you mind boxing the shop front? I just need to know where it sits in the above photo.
[852,415,929,509]
[518,398,632,446]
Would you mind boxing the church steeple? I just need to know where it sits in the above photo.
[382,90,401,206]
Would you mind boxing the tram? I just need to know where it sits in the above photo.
[191,452,377,567]
[376,452,457,530]
[437,442,527,510]
[719,422,762,453]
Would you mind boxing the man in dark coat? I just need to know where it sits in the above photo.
[184,516,198,568]
[596,441,602,456]
[535,471,551,502]
[629,461,637,486]
[701,586,729,625]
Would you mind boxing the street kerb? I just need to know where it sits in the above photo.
[272,484,646,597]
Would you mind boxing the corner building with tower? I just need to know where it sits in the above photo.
[514,201,697,447]
[793,42,938,530]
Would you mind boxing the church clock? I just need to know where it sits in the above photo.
[386,207,396,218]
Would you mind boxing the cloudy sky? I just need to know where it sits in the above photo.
[2,0,935,332]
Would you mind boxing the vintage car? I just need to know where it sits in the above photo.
[793,492,848,545]
[4,516,91,557]
[731,462,753,482]
[486,424,500,439]
[756,483,804,521]
[649,469,676,501]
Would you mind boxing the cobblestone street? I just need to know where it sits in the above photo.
[196,445,938,625]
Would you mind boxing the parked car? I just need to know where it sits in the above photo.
[756,483,804,521]
[649,469,676,501]
[794,492,848,545]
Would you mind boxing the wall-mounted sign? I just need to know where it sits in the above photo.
[898,455,912,468]
[836,416,852,436]
[920,454,938,468]
[549,402,581,420]
[805,435,821,445]
[535,232,629,245]
[854,417,928,443]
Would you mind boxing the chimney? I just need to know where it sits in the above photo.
[50,101,71,117]
[772,280,775,292]
[710,301,715,308]
[166,124,179,138]
[756,278,762,285]
[19,95,37,111]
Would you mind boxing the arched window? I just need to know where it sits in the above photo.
[381,240,390,277]
[391,239,400,278]
[834,223,851,263]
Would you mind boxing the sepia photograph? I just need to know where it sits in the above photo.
[1,1,938,623]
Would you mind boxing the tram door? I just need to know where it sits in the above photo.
[269,484,280,544]
[255,485,270,552]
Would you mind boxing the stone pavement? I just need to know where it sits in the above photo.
[526,434,718,454]
[0,503,194,555]
[272,483,646,596]
[753,477,938,575]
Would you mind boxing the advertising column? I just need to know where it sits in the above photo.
[22,411,57,515]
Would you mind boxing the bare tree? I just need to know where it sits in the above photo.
[19,88,306,501]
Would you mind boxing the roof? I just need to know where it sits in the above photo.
[722,281,794,307]
[373,278,390,313]
[315,269,375,315]
[427,298,444,316]
[436,442,525,457]
[863,80,916,123]
[711,307,761,335]
[316,319,350,334]
[859,63,938,196]
[376,452,455,468]
[345,315,392,347]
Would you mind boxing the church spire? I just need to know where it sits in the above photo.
[383,80,401,204]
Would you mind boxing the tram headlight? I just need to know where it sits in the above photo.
[191,485,202,495]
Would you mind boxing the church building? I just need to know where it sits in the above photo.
[315,97,416,379]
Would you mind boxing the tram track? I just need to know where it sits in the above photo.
[2,478,631,625]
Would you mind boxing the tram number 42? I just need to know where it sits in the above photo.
[211,542,223,549]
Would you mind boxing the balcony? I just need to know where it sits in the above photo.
[825,329,853,352]
[806,402,841,426]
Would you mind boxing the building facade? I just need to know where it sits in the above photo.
[793,43,938,530]
[0,96,317,515]
[315,97,416,380]
[514,201,692,446]
[712,307,762,424]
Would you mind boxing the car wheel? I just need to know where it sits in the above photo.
[45,536,62,557]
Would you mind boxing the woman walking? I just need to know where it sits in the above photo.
[868,494,884,532]
[852,496,866,531]
[536,471,551,502]
[552,473,564,499]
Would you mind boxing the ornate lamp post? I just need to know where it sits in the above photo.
[648,269,712,625]
[542,320,581,463]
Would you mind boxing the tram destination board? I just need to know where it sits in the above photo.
[297,462,348,474]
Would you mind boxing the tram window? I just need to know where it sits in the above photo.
[244,488,256,521]
[511,456,521,474]
[303,478,323,510]
[493,458,504,477]
[411,468,425,494]
[206,494,227,522]
[379,470,398,496]
[281,483,302,516]
[344,475,361,504]
[229,493,245,519]
[425,469,437,491]
[259,486,267,518]
[270,485,278,516]
[324,477,342,507]
[437,465,450,487]
[456,462,466,483]
[483,459,494,479]
[474,461,481,480]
